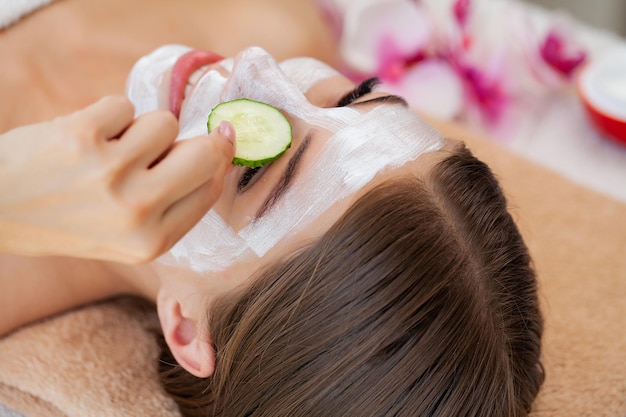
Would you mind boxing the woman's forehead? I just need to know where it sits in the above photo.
[278,57,342,93]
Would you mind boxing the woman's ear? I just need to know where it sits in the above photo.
[157,292,216,378]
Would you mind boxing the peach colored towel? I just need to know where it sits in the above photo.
[0,128,625,416]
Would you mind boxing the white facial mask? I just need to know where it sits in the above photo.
[126,46,443,273]
[279,57,342,94]
[126,44,191,115]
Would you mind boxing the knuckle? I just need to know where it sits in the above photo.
[105,191,156,231]
[103,95,135,115]
[62,125,85,144]
[212,136,236,163]
[191,140,231,173]
[197,179,223,209]
[155,109,178,125]
[124,197,154,226]
[91,151,125,184]
[144,110,178,135]
[107,94,131,106]
[151,234,171,258]
[61,123,98,156]
[136,233,169,262]
[55,113,100,151]
[205,177,224,201]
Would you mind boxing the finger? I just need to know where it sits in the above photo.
[117,110,179,169]
[158,178,226,251]
[74,96,135,140]
[148,122,236,207]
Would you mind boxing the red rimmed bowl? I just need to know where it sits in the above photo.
[578,50,626,146]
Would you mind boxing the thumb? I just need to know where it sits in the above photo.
[212,120,237,166]
[153,120,236,202]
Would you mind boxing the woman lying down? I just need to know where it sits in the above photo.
[2,45,544,416]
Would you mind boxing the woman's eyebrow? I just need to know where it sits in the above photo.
[254,130,313,219]
[350,95,408,108]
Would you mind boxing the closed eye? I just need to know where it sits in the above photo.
[238,165,270,193]
[336,77,381,107]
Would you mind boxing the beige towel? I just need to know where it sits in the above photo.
[0,298,180,417]
[0,127,625,416]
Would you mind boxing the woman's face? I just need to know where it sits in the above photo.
[126,46,444,290]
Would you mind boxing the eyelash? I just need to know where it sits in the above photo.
[237,77,381,193]
[238,165,269,193]
[336,77,381,107]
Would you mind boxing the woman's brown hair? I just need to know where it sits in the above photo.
[159,142,544,416]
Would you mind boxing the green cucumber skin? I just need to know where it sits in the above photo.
[207,98,292,168]
[231,148,290,168]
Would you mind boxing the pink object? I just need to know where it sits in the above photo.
[340,0,431,74]
[381,59,463,120]
[540,30,587,78]
[169,50,223,118]
[454,0,472,28]
[578,51,626,146]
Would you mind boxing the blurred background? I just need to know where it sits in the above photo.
[524,0,626,36]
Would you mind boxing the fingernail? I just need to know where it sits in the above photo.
[218,120,236,146]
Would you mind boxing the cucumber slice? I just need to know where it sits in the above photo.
[207,98,292,168]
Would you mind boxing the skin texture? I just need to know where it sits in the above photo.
[0,97,235,262]
[0,0,446,382]
[0,0,337,131]
[0,5,546,416]
[0,6,542,415]
[0,65,450,369]
[0,0,336,262]
[149,67,450,377]
[0,0,337,337]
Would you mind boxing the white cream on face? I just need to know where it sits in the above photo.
[238,104,442,256]
[126,44,191,115]
[278,57,342,96]
[126,46,443,273]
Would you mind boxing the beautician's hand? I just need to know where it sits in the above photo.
[0,96,235,263]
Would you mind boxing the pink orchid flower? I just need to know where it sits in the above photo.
[455,60,508,123]
[328,0,587,129]
[540,29,587,77]
[339,0,467,120]
[339,0,432,75]
[454,0,472,29]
